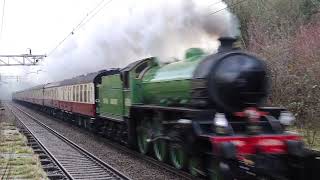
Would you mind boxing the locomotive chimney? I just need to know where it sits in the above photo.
[218,37,237,52]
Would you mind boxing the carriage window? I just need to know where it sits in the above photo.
[76,86,79,102]
[87,85,89,102]
[77,85,81,102]
[78,85,80,102]
[65,87,67,100]
[73,86,75,101]
[64,87,66,101]
[62,88,64,100]
[67,87,70,101]
[89,86,92,103]
[84,85,87,102]
[74,87,76,101]
[87,85,90,103]
[80,85,83,102]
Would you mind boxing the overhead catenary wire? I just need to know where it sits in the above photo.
[208,0,248,16]
[47,32,73,57]
[73,0,105,32]
[47,0,113,57]
[76,0,113,31]
[48,0,242,57]
[209,1,223,7]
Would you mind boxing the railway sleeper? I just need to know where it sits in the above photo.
[40,159,53,165]
[46,171,66,180]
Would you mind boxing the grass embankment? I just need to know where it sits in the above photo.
[0,119,47,179]
[290,127,320,151]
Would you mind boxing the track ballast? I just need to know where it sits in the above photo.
[7,103,131,180]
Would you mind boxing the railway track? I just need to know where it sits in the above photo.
[7,103,131,180]
[13,102,201,180]
[92,131,200,180]
[10,102,320,180]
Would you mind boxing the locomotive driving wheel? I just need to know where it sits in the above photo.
[136,118,151,154]
[152,118,168,162]
[169,142,188,170]
[153,139,168,162]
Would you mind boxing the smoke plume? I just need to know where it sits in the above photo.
[27,0,240,85]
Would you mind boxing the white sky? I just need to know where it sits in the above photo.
[0,0,234,94]
[0,0,101,75]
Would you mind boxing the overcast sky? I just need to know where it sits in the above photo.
[0,0,101,76]
[0,0,236,98]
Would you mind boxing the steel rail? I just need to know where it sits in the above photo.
[8,103,131,180]
[7,104,70,179]
[14,102,201,180]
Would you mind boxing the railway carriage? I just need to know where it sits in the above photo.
[58,74,97,117]
[43,82,59,109]
[40,70,119,122]
[14,85,44,105]
[12,37,319,180]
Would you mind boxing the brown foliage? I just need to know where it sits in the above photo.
[235,0,320,146]
[289,22,320,134]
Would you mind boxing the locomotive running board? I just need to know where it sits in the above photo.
[131,104,214,113]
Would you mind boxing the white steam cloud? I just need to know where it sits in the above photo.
[25,0,240,86]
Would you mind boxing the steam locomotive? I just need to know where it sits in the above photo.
[13,37,314,180]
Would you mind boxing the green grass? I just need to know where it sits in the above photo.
[0,121,48,179]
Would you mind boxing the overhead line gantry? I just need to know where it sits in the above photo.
[0,54,46,66]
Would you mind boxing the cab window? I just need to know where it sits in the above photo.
[135,62,148,78]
